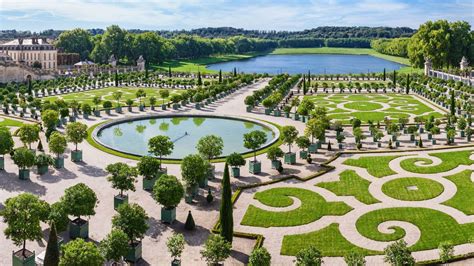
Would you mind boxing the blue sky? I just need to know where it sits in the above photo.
[1,0,473,31]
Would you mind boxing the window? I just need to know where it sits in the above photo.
[49,53,51,60]
[44,54,46,60]
[48,62,51,68]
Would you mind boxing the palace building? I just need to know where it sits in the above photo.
[0,37,58,70]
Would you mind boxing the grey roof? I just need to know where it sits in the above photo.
[2,38,52,46]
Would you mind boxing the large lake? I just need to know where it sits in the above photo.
[206,54,405,74]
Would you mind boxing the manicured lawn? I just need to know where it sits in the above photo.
[240,187,352,227]
[153,52,266,73]
[381,177,444,201]
[304,94,444,124]
[400,150,474,174]
[43,87,184,107]
[0,117,24,127]
[443,170,474,214]
[343,155,401,178]
[356,207,474,251]
[281,223,381,256]
[317,170,380,204]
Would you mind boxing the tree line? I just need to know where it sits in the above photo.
[370,20,473,69]
[55,26,278,64]
[55,26,378,64]
[0,26,415,40]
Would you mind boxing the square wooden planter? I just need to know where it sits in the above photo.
[54,157,64,169]
[299,150,308,159]
[71,150,83,162]
[161,207,176,224]
[19,169,30,180]
[114,194,128,210]
[12,249,35,266]
[249,161,261,174]
[198,176,208,188]
[0,156,4,170]
[231,167,240,177]
[125,241,142,263]
[271,160,281,169]
[246,106,252,112]
[143,169,166,190]
[69,218,89,239]
[284,153,296,165]
[37,165,49,175]
[308,143,318,153]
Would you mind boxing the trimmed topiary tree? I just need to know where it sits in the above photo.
[296,136,310,160]
[220,164,233,243]
[281,126,298,164]
[148,135,174,171]
[48,132,67,169]
[243,130,268,174]
[296,246,323,266]
[181,154,207,200]
[112,203,149,262]
[12,147,36,180]
[384,240,414,266]
[99,229,129,264]
[0,126,14,170]
[344,250,366,266]
[266,146,283,170]
[167,233,185,266]
[61,183,98,239]
[59,238,103,266]
[226,152,246,177]
[2,193,49,265]
[48,201,69,233]
[17,124,40,150]
[106,162,137,210]
[137,156,162,191]
[65,122,88,162]
[197,135,224,180]
[200,234,232,266]
[152,174,184,224]
[249,247,271,266]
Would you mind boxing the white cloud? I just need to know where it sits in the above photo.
[0,0,472,30]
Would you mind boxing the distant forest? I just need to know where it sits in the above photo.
[0,26,415,40]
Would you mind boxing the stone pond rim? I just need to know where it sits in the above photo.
[92,114,280,160]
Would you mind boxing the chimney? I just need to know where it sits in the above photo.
[18,38,23,45]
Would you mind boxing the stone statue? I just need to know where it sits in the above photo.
[137,55,145,72]
[424,57,432,76]
[108,54,117,68]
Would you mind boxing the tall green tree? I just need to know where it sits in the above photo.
[44,222,60,266]
[55,29,93,60]
[2,193,49,257]
[220,164,233,243]
[450,90,456,116]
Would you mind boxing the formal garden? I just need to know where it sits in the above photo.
[0,17,473,265]
[0,66,473,265]
[234,148,474,264]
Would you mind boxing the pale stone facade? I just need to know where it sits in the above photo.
[0,38,58,70]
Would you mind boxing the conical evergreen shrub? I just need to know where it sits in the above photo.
[220,164,233,243]
[44,222,60,266]
[185,211,195,231]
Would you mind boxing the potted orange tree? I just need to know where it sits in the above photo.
[106,162,137,210]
